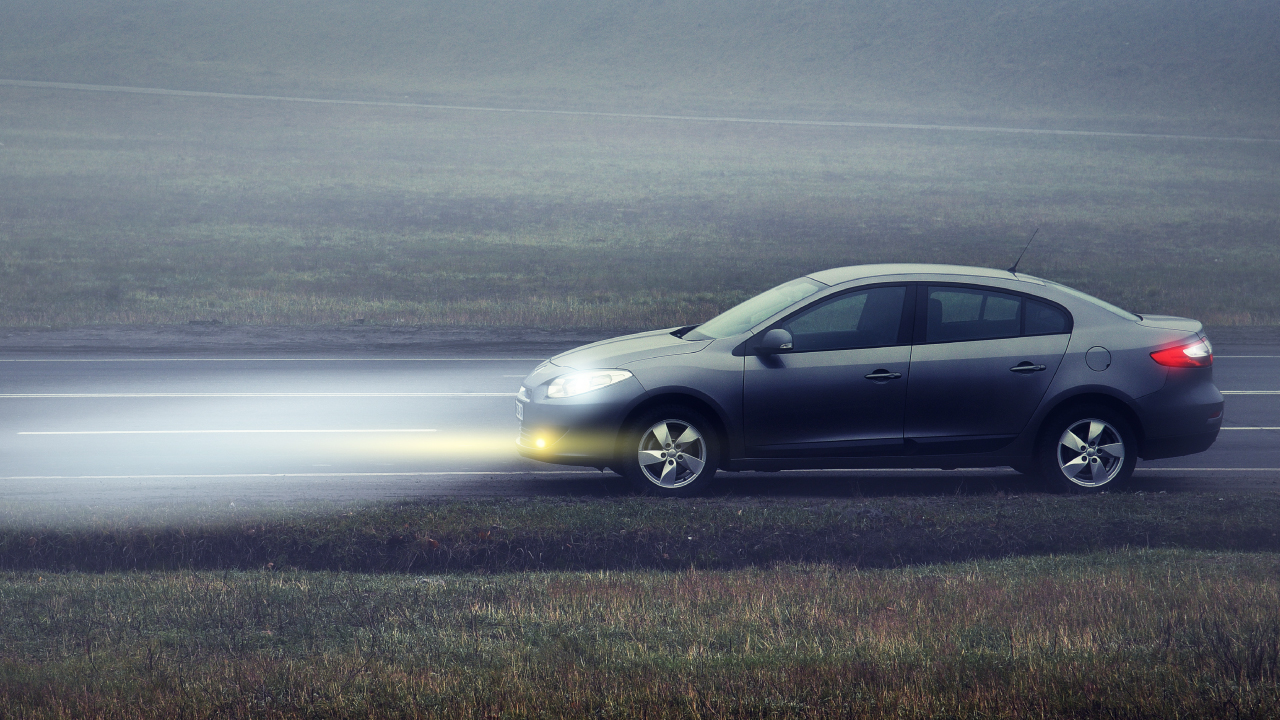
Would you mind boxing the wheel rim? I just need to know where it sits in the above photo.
[1056,418,1126,487]
[636,419,707,489]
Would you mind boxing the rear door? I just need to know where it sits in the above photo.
[903,285,1071,449]
[743,284,913,456]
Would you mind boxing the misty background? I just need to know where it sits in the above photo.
[1,0,1277,328]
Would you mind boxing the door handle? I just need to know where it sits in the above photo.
[1010,362,1047,373]
[864,369,902,381]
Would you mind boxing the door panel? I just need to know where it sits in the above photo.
[744,344,911,454]
[904,333,1069,440]
[742,284,912,456]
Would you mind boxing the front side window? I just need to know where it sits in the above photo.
[925,287,1022,343]
[782,285,907,352]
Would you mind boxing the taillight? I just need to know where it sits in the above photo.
[1150,338,1213,368]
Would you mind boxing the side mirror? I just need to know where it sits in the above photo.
[756,328,794,354]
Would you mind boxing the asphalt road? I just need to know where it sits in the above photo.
[1,341,1277,507]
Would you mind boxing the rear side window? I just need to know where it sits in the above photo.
[922,286,1072,343]
[783,286,907,352]
[1025,299,1070,336]
[925,287,1021,343]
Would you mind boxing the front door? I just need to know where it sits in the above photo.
[744,285,911,456]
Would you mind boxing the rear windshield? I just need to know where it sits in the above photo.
[1037,278,1140,322]
[686,277,827,340]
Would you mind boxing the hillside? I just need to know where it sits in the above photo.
[2,0,1278,135]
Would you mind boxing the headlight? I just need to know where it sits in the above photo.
[546,369,634,398]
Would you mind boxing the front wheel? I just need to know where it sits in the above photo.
[1035,407,1137,493]
[620,407,719,497]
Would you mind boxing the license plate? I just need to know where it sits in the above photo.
[515,400,524,421]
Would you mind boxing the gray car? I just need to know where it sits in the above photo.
[516,264,1223,496]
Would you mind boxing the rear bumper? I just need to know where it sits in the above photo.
[1133,367,1223,459]
[1140,428,1220,460]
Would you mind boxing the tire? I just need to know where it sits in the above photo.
[1035,405,1137,494]
[619,406,720,497]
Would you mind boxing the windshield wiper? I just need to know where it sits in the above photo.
[670,325,698,339]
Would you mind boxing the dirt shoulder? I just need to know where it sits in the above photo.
[2,324,1276,357]
[0,324,636,358]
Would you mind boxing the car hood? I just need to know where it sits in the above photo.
[550,328,710,369]
[1137,315,1203,334]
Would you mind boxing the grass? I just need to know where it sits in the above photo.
[4,493,1279,717]
[3,0,1278,134]
[1,2,1279,330]
[1,88,1278,329]
[1,550,1277,718]
[4,492,1280,573]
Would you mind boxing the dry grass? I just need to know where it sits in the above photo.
[1,550,1277,718]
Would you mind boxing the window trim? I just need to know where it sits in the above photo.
[912,282,1074,346]
[757,282,916,354]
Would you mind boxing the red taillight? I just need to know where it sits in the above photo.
[1150,338,1213,368]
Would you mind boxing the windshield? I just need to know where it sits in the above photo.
[1038,278,1141,322]
[686,277,827,340]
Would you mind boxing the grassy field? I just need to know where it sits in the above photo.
[4,0,1278,134]
[1,86,1277,329]
[1,550,1277,718]
[1,1,1279,329]
[3,493,1279,717]
[4,492,1280,573]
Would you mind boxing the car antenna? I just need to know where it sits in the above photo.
[1007,228,1039,274]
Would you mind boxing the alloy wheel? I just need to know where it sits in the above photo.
[636,419,707,489]
[1056,418,1126,487]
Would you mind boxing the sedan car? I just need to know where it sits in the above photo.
[515,264,1223,496]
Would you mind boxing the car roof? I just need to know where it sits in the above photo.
[807,263,1041,286]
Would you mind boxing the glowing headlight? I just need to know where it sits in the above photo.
[546,369,633,398]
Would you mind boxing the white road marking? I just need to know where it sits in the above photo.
[0,358,542,362]
[1216,356,1280,359]
[0,470,602,480]
[3,78,1276,144]
[2,467,1278,482]
[1134,468,1280,472]
[19,429,438,435]
[1,467,1277,482]
[0,392,515,398]
[1221,427,1280,431]
[1221,391,1280,395]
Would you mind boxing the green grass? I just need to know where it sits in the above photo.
[4,495,1279,717]
[2,550,1277,718]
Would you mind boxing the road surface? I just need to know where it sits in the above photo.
[1,337,1277,507]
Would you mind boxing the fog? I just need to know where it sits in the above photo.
[2,0,1278,329]
[0,0,1278,511]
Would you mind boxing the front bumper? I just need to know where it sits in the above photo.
[514,376,643,466]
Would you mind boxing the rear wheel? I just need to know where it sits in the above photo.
[620,406,719,497]
[1036,406,1137,493]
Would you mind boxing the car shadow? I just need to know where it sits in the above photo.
[515,469,1045,499]
[507,468,1250,499]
